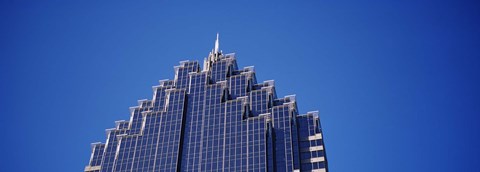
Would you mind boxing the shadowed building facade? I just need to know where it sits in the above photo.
[85,36,328,172]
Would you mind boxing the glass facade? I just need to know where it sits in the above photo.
[85,42,328,172]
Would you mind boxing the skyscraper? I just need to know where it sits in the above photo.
[85,35,328,172]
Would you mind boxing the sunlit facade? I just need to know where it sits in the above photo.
[85,36,328,172]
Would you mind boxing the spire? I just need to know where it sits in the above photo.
[214,33,219,54]
[205,33,221,71]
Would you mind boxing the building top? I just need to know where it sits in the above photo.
[85,34,328,172]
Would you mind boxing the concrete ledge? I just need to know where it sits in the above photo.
[301,157,325,163]
[300,145,324,152]
[84,165,101,171]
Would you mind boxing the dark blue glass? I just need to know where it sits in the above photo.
[85,52,328,172]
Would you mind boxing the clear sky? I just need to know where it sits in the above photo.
[1,1,479,171]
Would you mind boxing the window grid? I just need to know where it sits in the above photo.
[86,56,327,172]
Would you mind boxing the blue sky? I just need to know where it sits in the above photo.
[1,1,479,171]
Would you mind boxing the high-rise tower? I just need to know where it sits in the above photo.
[85,35,328,172]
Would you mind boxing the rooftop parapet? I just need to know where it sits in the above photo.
[128,106,140,114]
[137,99,152,108]
[253,80,275,90]
[105,128,117,136]
[90,142,104,148]
[306,111,319,118]
[115,120,129,130]
[160,79,175,87]
[285,94,296,103]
